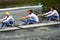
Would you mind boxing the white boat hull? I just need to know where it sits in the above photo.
[19,21,60,28]
[0,27,20,32]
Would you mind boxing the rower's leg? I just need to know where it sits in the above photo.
[9,21,16,26]
[47,16,59,21]
[47,16,51,21]
[25,20,31,25]
[7,21,15,26]
[25,20,36,25]
[1,22,7,27]
[51,16,59,21]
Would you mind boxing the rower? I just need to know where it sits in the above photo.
[41,6,59,21]
[0,11,16,27]
[20,10,39,25]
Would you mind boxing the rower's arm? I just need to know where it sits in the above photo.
[20,14,32,20]
[44,11,52,15]
[20,16,30,20]
[47,11,55,16]
[3,16,11,22]
[0,16,7,21]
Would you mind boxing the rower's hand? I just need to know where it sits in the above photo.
[0,20,2,23]
[41,14,44,16]
[44,16,48,17]
[19,18,25,21]
[20,18,22,20]
[0,21,2,23]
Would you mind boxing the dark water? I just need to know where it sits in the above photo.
[0,25,60,40]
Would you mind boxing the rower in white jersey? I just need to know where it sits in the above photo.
[20,10,39,25]
[0,11,15,27]
[41,6,59,21]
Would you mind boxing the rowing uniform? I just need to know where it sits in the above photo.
[25,13,39,25]
[0,15,15,27]
[44,10,59,21]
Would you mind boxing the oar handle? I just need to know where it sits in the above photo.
[37,14,44,16]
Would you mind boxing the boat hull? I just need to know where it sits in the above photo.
[0,21,60,32]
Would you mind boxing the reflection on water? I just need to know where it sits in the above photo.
[0,25,60,40]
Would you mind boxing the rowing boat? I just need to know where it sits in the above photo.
[0,5,59,32]
[0,21,60,32]
[19,21,60,28]
[0,27,20,32]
